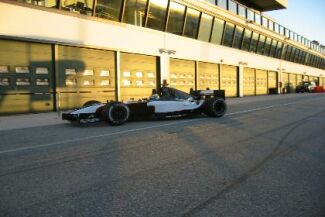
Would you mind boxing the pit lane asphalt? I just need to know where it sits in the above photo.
[0,93,324,217]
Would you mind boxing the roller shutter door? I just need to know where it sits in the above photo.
[268,71,277,88]
[120,53,157,101]
[282,72,289,86]
[297,74,303,85]
[243,68,255,96]
[0,39,53,114]
[220,65,238,97]
[256,69,268,95]
[197,62,219,90]
[289,74,297,88]
[170,59,195,93]
[57,46,116,110]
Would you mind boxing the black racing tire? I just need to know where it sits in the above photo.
[83,100,101,107]
[203,98,227,117]
[102,102,130,125]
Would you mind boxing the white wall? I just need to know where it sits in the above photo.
[0,1,324,78]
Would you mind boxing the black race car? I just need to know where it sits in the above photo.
[62,87,227,125]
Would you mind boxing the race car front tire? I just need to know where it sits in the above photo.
[203,98,227,117]
[102,102,130,125]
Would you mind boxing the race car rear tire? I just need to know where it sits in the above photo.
[102,102,130,125]
[203,98,227,117]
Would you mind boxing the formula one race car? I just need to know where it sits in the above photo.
[62,87,227,125]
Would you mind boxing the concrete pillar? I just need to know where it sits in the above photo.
[115,51,121,101]
[238,65,244,97]
[159,55,170,85]
[278,70,282,94]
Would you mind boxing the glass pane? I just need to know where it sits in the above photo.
[264,38,272,56]
[17,0,57,7]
[218,0,227,9]
[146,0,168,30]
[290,47,296,62]
[198,13,213,42]
[256,35,266,55]
[269,40,277,57]
[166,2,185,35]
[233,26,244,49]
[222,23,235,47]
[262,17,268,28]
[285,28,290,38]
[255,13,261,25]
[275,42,283,59]
[247,9,254,21]
[123,0,147,26]
[241,29,252,51]
[274,23,279,33]
[238,4,246,18]
[184,8,200,38]
[95,0,123,21]
[268,20,274,31]
[210,18,225,45]
[207,0,216,4]
[279,26,285,35]
[228,0,237,13]
[249,32,259,53]
[61,0,93,15]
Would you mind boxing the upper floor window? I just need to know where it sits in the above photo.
[222,22,235,47]
[95,0,123,21]
[123,0,148,26]
[61,0,93,15]
[210,18,225,45]
[249,32,259,53]
[241,29,252,51]
[146,0,168,31]
[184,8,200,39]
[218,0,228,10]
[166,2,185,35]
[198,13,213,42]
[233,26,244,49]
[228,0,237,14]
[254,13,261,25]
[238,4,246,18]
[17,0,58,8]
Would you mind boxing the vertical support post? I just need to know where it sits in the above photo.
[53,44,61,116]
[115,51,121,101]
[159,55,170,86]
[238,65,244,97]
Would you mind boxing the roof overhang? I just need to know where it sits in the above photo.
[236,0,288,11]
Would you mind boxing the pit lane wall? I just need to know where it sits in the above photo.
[0,1,324,114]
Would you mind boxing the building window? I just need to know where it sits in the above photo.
[210,18,225,45]
[268,20,274,31]
[256,35,266,55]
[249,32,259,53]
[197,13,213,42]
[274,23,279,33]
[289,47,296,62]
[228,0,237,14]
[184,8,200,39]
[247,9,254,21]
[218,0,227,10]
[233,26,244,49]
[61,0,93,15]
[146,0,168,30]
[238,4,246,18]
[269,40,277,57]
[264,38,272,56]
[123,0,148,26]
[275,42,283,59]
[166,2,185,35]
[95,0,123,21]
[254,13,261,25]
[262,17,268,28]
[17,0,58,8]
[241,29,252,51]
[222,22,235,47]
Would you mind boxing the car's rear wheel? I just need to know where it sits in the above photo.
[203,98,227,117]
[102,102,130,125]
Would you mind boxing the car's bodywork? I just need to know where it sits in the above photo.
[62,87,227,125]
[296,81,316,93]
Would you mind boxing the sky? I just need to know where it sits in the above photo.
[265,0,325,45]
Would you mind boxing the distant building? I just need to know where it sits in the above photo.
[0,0,324,114]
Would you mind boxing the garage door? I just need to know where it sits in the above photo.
[170,58,195,93]
[120,53,157,101]
[297,74,303,86]
[220,65,238,97]
[289,73,297,88]
[256,69,268,95]
[268,71,277,88]
[57,45,116,110]
[0,39,54,114]
[243,68,255,96]
[197,62,219,90]
[282,72,289,86]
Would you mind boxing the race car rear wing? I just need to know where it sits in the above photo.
[190,89,225,100]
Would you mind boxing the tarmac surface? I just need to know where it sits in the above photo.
[0,93,324,217]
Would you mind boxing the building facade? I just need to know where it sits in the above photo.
[0,0,324,114]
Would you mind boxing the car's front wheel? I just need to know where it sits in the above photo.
[102,102,130,125]
[203,98,227,117]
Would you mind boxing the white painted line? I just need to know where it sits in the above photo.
[0,97,323,155]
